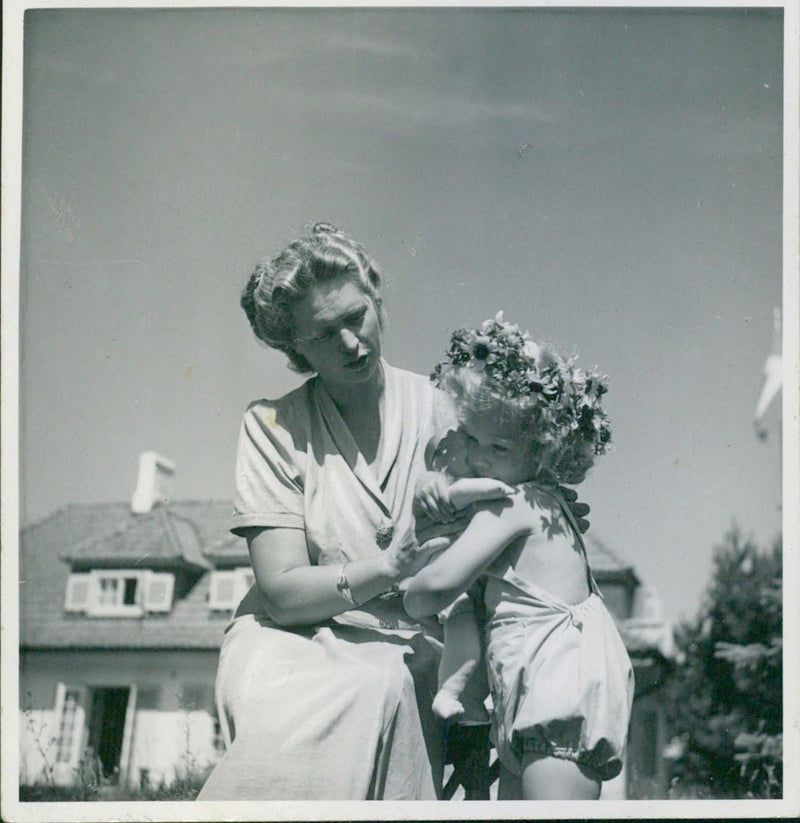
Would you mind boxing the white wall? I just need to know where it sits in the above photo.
[20,649,220,788]
[19,708,59,786]
[128,708,219,788]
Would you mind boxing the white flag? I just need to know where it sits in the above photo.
[754,353,782,422]
[754,308,782,438]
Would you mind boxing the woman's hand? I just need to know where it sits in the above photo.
[246,525,448,626]
[384,516,469,580]
[558,485,590,533]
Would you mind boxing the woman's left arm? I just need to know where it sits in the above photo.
[404,497,527,618]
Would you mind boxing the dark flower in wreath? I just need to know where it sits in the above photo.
[472,337,492,361]
[578,405,595,434]
[529,380,543,393]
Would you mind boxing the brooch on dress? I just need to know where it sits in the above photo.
[375,522,394,550]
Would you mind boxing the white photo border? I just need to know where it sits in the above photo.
[2,1,798,820]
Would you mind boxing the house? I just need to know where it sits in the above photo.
[585,535,675,799]
[19,456,674,796]
[19,454,249,790]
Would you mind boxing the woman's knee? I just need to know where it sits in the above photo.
[353,651,415,704]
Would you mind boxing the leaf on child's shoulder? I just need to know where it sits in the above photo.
[539,514,568,540]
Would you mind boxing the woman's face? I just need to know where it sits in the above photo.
[291,274,382,391]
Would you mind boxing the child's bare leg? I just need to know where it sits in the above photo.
[520,753,601,800]
[434,607,489,724]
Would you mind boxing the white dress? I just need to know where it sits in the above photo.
[483,486,635,780]
[197,362,447,800]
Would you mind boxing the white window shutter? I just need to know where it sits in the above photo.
[237,567,256,598]
[64,574,91,612]
[144,572,174,612]
[52,683,86,784]
[118,684,138,778]
[209,571,238,611]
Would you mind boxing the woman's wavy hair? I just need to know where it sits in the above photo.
[241,223,385,373]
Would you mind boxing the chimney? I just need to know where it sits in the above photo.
[131,451,176,514]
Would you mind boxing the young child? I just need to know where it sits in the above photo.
[405,313,634,800]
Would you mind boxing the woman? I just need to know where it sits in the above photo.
[197,223,459,800]
[197,223,589,800]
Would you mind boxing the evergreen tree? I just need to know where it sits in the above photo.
[668,527,782,798]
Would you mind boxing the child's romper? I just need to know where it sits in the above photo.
[482,485,635,780]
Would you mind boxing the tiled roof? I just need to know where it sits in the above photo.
[203,533,250,564]
[20,501,240,650]
[619,618,675,658]
[583,534,639,583]
[63,506,210,569]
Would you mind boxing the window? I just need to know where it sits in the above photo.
[135,686,160,710]
[178,685,211,712]
[90,571,144,616]
[240,568,255,591]
[65,570,175,616]
[597,582,633,621]
[97,575,138,606]
[209,567,255,612]
[55,689,81,763]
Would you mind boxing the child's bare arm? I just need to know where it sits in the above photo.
[405,496,531,617]
[447,477,514,510]
[415,472,514,523]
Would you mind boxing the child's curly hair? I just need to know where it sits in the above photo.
[432,313,612,485]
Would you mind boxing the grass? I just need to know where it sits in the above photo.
[19,776,206,802]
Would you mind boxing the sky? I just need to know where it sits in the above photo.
[11,5,791,624]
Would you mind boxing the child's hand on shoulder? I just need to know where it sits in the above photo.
[414,471,458,522]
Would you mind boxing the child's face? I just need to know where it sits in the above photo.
[459,409,537,485]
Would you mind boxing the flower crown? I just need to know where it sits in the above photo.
[431,312,612,457]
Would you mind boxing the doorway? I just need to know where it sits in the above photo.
[88,687,130,781]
